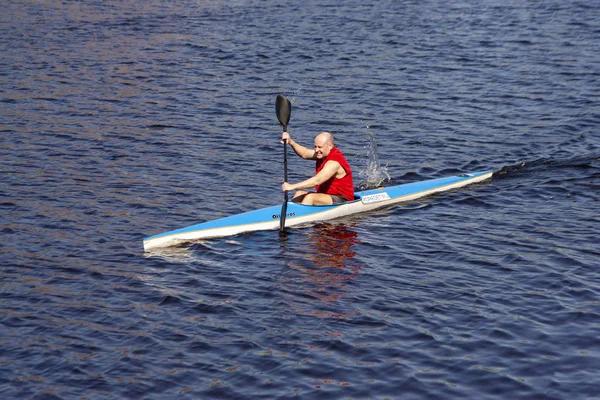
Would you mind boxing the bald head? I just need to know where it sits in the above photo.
[313,132,335,159]
[315,132,334,146]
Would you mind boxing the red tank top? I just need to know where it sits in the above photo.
[315,147,354,201]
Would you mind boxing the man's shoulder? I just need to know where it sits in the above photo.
[329,147,345,158]
[329,147,350,163]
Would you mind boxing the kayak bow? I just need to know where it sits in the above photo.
[143,170,492,250]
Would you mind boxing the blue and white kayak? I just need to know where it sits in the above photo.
[143,170,492,250]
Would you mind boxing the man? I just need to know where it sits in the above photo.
[281,131,354,205]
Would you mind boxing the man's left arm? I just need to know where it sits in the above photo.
[283,161,340,191]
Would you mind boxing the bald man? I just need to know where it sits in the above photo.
[280,131,354,205]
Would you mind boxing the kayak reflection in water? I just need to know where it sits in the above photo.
[281,223,362,319]
[280,131,354,205]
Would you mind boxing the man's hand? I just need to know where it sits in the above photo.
[281,131,291,144]
[282,182,294,192]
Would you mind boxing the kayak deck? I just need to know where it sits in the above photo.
[143,170,493,250]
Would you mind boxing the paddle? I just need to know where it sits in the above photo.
[276,95,292,232]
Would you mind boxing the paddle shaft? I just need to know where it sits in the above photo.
[280,127,288,231]
[275,95,292,232]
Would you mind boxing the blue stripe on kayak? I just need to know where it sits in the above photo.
[358,170,491,198]
[144,202,344,241]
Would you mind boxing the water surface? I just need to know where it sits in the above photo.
[1,0,599,398]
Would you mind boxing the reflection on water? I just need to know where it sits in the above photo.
[280,223,362,319]
[142,238,235,263]
[306,223,360,269]
[143,243,200,262]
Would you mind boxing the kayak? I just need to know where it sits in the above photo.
[143,170,492,250]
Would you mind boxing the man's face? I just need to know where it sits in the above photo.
[314,136,332,159]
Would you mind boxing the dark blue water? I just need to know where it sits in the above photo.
[1,0,599,398]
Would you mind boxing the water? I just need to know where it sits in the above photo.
[1,0,599,398]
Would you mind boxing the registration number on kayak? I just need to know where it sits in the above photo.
[361,192,391,204]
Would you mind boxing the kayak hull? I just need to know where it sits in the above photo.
[143,170,492,250]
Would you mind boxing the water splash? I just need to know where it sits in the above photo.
[357,122,390,190]
[288,84,304,103]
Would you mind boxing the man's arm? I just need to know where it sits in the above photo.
[281,132,315,160]
[282,161,340,191]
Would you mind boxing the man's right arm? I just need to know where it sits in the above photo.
[281,132,315,159]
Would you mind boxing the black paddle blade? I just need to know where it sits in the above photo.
[275,95,291,130]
